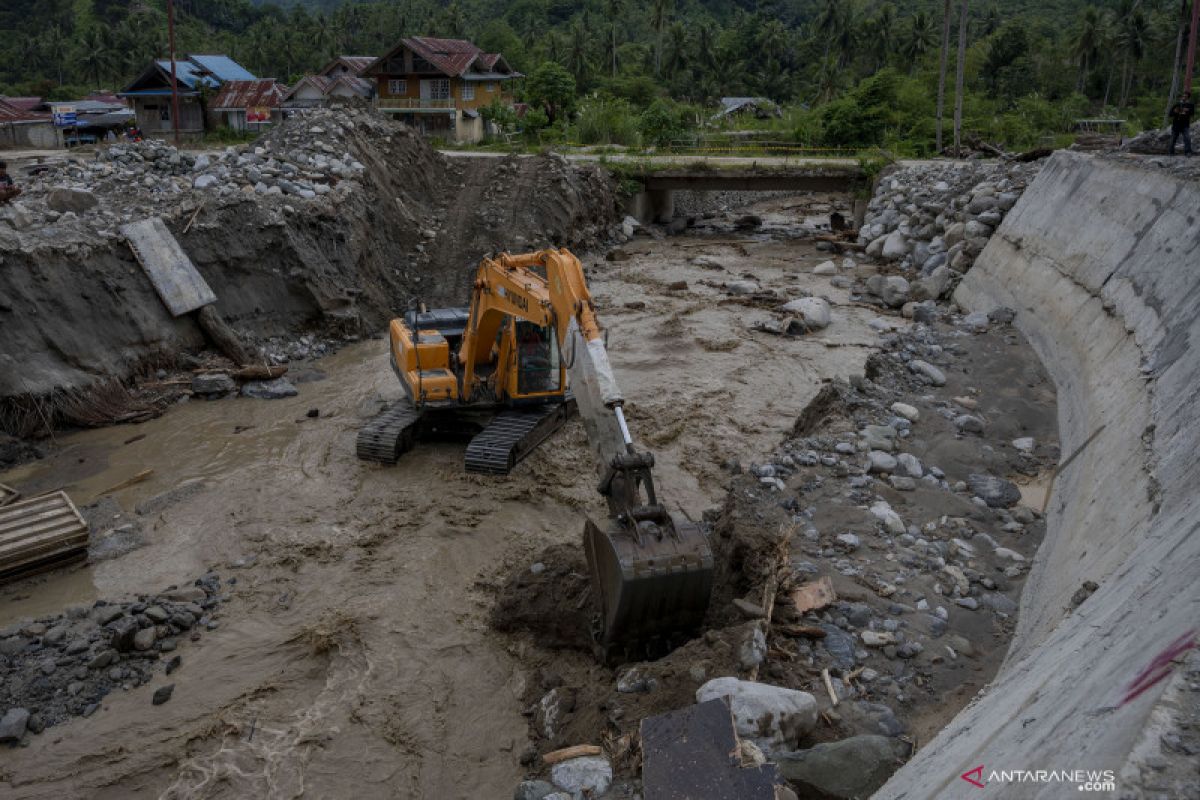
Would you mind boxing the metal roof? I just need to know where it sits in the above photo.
[155,60,217,90]
[0,98,50,123]
[319,56,375,77]
[212,79,285,110]
[2,97,43,112]
[189,55,256,82]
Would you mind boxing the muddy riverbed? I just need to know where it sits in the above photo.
[0,192,1059,798]
[0,195,888,798]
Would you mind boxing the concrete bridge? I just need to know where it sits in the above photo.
[627,163,868,222]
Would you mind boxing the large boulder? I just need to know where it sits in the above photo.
[880,230,909,261]
[780,297,832,331]
[695,678,818,753]
[240,377,298,399]
[549,756,612,797]
[46,188,97,214]
[0,707,30,742]
[776,735,912,799]
[967,473,1022,508]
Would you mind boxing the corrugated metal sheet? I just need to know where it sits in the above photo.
[337,56,375,76]
[156,59,215,90]
[0,491,89,581]
[189,54,257,82]
[212,79,285,110]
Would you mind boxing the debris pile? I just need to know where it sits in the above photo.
[0,572,227,742]
[493,301,1058,798]
[856,161,1042,304]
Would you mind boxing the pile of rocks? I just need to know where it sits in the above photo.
[856,160,1043,304]
[2,106,379,239]
[0,573,228,743]
[1122,120,1200,155]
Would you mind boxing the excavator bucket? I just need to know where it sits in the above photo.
[583,514,714,662]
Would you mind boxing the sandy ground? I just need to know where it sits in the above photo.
[0,197,881,798]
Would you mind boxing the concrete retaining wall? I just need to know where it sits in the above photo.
[879,151,1200,797]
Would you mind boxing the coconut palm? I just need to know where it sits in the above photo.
[936,0,952,152]
[867,4,898,70]
[1115,3,1148,107]
[651,0,673,77]
[606,0,625,77]
[1072,7,1105,92]
[953,0,970,154]
[565,17,590,86]
[902,11,936,69]
[78,26,117,88]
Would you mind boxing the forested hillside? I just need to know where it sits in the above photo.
[0,0,1192,152]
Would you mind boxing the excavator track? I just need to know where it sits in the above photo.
[356,403,425,464]
[464,400,574,475]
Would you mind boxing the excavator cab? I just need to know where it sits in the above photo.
[512,321,562,399]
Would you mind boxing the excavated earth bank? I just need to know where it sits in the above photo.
[0,107,620,436]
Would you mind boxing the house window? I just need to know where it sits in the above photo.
[388,79,407,96]
[461,83,475,101]
[486,82,496,93]
[420,78,450,101]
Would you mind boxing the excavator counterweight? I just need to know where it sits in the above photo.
[359,249,712,655]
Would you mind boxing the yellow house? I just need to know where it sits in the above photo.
[363,36,521,143]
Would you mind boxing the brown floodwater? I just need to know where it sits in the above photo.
[0,206,882,799]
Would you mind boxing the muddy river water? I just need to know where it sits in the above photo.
[1,206,885,798]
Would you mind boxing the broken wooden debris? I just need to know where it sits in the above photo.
[0,490,89,582]
[543,744,603,766]
[641,698,784,800]
[98,469,153,497]
[0,482,18,507]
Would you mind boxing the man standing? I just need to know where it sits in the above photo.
[0,162,20,203]
[1169,91,1195,156]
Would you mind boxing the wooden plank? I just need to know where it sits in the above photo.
[121,216,216,317]
[0,490,88,583]
[0,482,18,507]
[543,745,603,766]
[641,699,782,800]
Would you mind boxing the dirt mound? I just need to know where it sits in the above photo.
[0,107,622,435]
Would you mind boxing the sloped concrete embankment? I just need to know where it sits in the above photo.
[880,151,1199,797]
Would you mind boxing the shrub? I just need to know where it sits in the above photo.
[575,98,640,146]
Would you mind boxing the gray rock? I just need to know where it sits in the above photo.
[192,373,235,396]
[133,626,157,651]
[967,474,1022,508]
[0,636,28,657]
[962,311,990,332]
[726,280,760,295]
[152,684,175,705]
[513,780,557,800]
[860,425,898,452]
[108,616,140,651]
[836,533,861,551]
[897,453,923,478]
[819,624,857,669]
[981,592,1019,614]
[696,677,818,752]
[0,707,31,742]
[240,378,298,399]
[908,360,946,386]
[193,174,219,190]
[867,451,898,474]
[550,756,612,797]
[739,625,767,670]
[881,230,909,261]
[46,188,98,214]
[776,735,913,799]
[144,605,169,623]
[780,297,832,331]
[955,415,985,434]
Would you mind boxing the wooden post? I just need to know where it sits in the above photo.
[168,0,181,146]
[1186,0,1200,94]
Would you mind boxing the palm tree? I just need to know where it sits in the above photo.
[936,0,952,152]
[665,21,690,80]
[606,0,626,77]
[868,4,898,70]
[1115,3,1148,107]
[833,9,859,68]
[566,17,590,87]
[814,0,844,60]
[41,25,69,86]
[902,11,936,70]
[1072,7,1104,93]
[953,0,970,154]
[651,0,673,77]
[78,26,117,89]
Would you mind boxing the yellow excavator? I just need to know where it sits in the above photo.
[357,249,713,656]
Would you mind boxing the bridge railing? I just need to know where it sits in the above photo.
[658,139,861,159]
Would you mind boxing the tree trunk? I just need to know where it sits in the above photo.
[656,27,662,77]
[1119,57,1130,107]
[612,23,618,77]
[936,0,952,153]
[953,0,969,155]
[1166,0,1187,125]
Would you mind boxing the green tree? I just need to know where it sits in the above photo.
[526,61,576,123]
[902,11,936,70]
[651,0,673,77]
[606,0,626,78]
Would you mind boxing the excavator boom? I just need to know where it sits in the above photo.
[494,250,714,660]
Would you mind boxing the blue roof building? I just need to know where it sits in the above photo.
[120,55,258,138]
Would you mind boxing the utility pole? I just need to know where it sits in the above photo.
[168,0,181,146]
[1186,0,1199,94]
